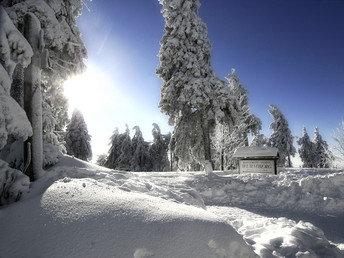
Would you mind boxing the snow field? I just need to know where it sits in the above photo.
[1,156,344,257]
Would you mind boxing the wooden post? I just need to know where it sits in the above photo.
[23,13,44,181]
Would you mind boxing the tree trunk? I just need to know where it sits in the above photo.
[243,132,249,147]
[11,64,24,107]
[287,155,291,168]
[220,148,224,171]
[201,115,213,173]
[23,13,43,181]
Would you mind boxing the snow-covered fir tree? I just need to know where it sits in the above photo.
[333,120,344,160]
[157,0,235,171]
[96,154,107,167]
[3,0,87,168]
[0,5,33,203]
[131,126,150,172]
[116,125,132,171]
[149,123,169,172]
[226,69,261,146]
[65,110,92,161]
[250,134,268,147]
[297,127,314,168]
[268,105,296,167]
[312,127,334,168]
[215,69,261,169]
[105,128,122,169]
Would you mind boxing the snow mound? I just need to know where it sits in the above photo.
[0,176,256,258]
[193,170,344,216]
[209,206,344,258]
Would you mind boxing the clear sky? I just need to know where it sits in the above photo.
[63,0,344,163]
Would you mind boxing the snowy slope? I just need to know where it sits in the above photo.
[0,156,343,257]
[0,156,255,258]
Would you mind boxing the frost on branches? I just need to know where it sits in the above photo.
[268,105,296,167]
[3,0,87,167]
[0,5,33,204]
[131,126,150,172]
[297,127,314,168]
[149,123,170,171]
[214,69,261,170]
[157,0,235,171]
[313,127,334,168]
[65,110,92,161]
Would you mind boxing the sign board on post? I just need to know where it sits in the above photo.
[239,160,275,174]
[233,146,279,175]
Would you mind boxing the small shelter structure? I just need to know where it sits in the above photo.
[232,146,279,175]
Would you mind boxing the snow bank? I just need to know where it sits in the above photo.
[0,174,256,258]
[1,157,343,257]
[209,206,343,257]
[192,169,344,216]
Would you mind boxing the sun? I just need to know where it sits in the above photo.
[63,64,115,115]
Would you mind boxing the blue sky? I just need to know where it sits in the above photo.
[64,0,344,161]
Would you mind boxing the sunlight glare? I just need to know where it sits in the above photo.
[63,64,122,115]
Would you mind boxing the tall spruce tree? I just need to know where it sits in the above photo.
[65,110,92,161]
[312,127,334,168]
[131,126,150,172]
[156,0,234,172]
[333,120,344,159]
[105,128,122,169]
[116,125,132,171]
[297,127,314,168]
[149,123,169,171]
[217,69,261,169]
[3,0,87,169]
[250,134,268,147]
[226,69,261,146]
[96,154,107,167]
[268,105,296,167]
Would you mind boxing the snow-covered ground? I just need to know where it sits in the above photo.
[1,156,343,257]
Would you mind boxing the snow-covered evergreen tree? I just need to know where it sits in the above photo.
[149,123,169,172]
[96,154,107,167]
[297,127,314,168]
[105,128,122,169]
[42,81,68,168]
[0,5,33,151]
[312,127,334,168]
[65,110,92,161]
[131,126,151,172]
[212,69,261,170]
[116,125,132,171]
[157,0,234,172]
[226,69,261,146]
[0,5,33,203]
[3,0,87,168]
[333,120,344,160]
[250,134,268,147]
[268,105,296,167]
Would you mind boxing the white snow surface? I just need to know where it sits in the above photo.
[1,156,343,257]
[233,146,279,158]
